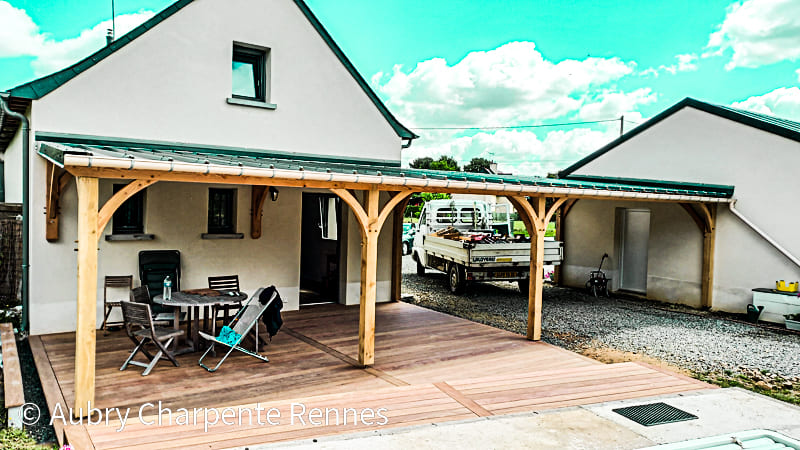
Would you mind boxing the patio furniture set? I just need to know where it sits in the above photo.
[100,250,281,376]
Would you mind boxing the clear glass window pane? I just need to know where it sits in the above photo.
[232,61,257,98]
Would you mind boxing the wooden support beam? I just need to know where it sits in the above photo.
[700,204,716,309]
[75,176,98,417]
[391,195,413,301]
[44,161,73,241]
[679,203,716,309]
[359,187,380,366]
[96,179,157,236]
[329,188,412,366]
[250,185,269,239]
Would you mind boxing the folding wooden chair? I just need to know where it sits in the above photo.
[120,301,185,376]
[198,287,277,372]
[101,275,133,332]
[208,275,242,324]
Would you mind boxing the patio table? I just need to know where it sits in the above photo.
[154,290,247,354]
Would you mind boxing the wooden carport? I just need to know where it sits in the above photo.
[37,139,733,415]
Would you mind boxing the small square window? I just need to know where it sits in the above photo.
[112,184,145,234]
[232,45,268,102]
[208,188,237,234]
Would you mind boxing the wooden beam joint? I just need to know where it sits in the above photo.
[250,185,269,239]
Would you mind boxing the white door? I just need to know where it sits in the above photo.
[619,209,650,293]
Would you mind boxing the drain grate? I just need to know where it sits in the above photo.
[612,402,698,426]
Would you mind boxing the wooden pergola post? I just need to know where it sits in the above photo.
[359,187,380,366]
[331,188,412,366]
[391,196,412,301]
[74,176,98,415]
[508,196,568,341]
[680,202,717,309]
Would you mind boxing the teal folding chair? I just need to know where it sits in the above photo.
[198,288,276,372]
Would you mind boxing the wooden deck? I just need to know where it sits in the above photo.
[31,302,712,449]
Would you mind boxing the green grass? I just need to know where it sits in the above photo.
[0,428,55,450]
[512,221,556,238]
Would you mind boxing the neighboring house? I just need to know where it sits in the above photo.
[0,0,417,335]
[558,98,800,313]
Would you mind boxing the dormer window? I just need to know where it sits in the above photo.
[228,43,276,109]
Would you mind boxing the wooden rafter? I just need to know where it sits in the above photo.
[96,179,157,237]
[250,186,270,239]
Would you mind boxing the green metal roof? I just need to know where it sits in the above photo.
[37,137,734,199]
[5,0,417,140]
[559,97,800,177]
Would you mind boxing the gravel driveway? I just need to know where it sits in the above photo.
[401,256,800,381]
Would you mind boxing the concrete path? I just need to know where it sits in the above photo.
[242,388,800,450]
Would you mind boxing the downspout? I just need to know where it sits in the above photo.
[0,93,30,333]
[728,200,800,270]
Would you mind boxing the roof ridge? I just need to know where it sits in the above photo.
[5,0,416,140]
[558,97,800,177]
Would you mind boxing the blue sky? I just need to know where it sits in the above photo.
[1,0,799,174]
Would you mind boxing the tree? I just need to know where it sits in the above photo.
[409,157,433,169]
[410,155,460,171]
[463,157,493,173]
[429,155,460,171]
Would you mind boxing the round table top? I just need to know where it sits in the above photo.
[153,290,247,306]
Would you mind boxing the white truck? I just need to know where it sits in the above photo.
[412,199,563,295]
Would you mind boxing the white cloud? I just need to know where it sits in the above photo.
[403,126,622,177]
[730,86,800,119]
[640,53,699,77]
[706,0,800,70]
[374,41,642,129]
[0,1,154,77]
[382,41,655,175]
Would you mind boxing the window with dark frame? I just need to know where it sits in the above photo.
[112,184,145,234]
[208,188,236,234]
[232,45,267,101]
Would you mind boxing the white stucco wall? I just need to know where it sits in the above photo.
[562,200,703,308]
[33,0,403,162]
[566,107,800,312]
[28,179,396,335]
[1,110,29,203]
[18,0,405,335]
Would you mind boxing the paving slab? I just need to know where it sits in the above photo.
[586,387,800,445]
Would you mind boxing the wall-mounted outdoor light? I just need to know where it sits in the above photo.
[269,186,279,202]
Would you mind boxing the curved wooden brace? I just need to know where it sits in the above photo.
[679,202,714,233]
[509,196,544,232]
[250,186,270,239]
[544,197,569,228]
[331,188,369,236]
[376,191,414,232]
[562,198,579,220]
[97,179,158,238]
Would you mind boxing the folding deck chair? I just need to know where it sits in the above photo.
[198,287,278,372]
[120,301,184,376]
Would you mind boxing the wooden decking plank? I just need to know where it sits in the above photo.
[29,336,68,446]
[32,301,711,449]
[433,381,492,417]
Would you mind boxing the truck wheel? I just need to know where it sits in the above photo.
[448,264,466,295]
[518,279,530,296]
[402,241,411,255]
[416,256,426,276]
